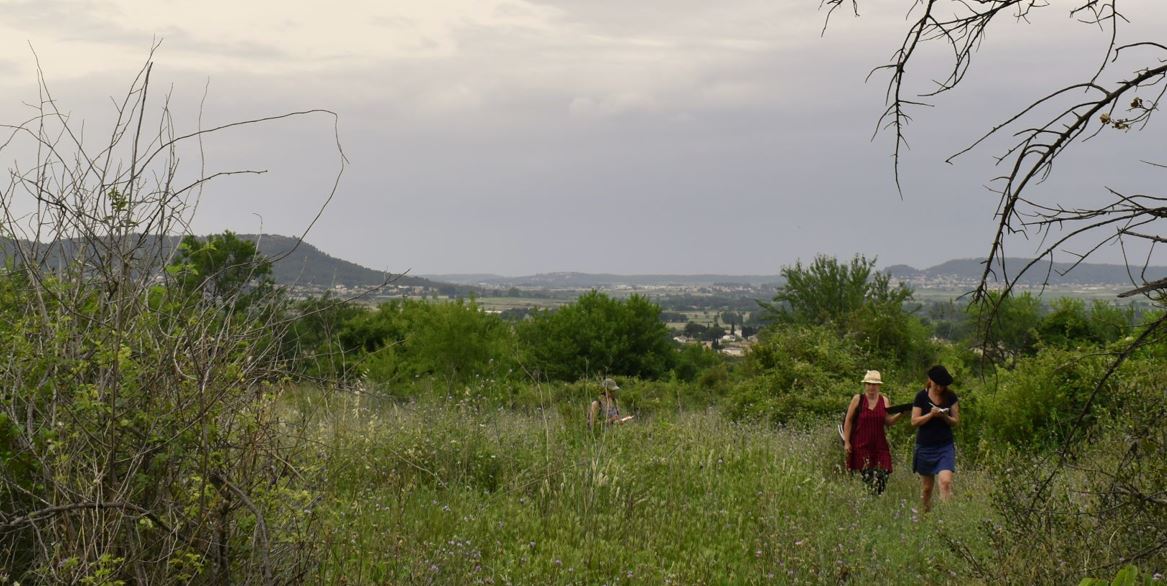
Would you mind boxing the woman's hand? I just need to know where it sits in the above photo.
[844,441,852,456]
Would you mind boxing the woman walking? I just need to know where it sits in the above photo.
[843,370,904,494]
[911,365,960,512]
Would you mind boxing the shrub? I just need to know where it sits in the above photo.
[975,346,1117,449]
[517,291,675,381]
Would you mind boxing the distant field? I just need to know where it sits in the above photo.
[911,285,1136,302]
[443,287,1137,315]
[474,296,571,312]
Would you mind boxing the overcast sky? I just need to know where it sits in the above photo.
[0,0,1164,275]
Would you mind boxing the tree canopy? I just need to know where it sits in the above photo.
[518,291,675,381]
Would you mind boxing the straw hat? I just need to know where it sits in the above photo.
[861,370,883,385]
[601,378,620,391]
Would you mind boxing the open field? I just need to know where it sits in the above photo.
[300,392,995,585]
[474,296,572,313]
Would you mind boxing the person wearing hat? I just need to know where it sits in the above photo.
[589,378,633,429]
[843,370,905,494]
[911,365,960,512]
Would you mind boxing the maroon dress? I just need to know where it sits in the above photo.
[847,394,893,472]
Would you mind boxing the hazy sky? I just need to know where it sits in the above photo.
[0,1,1164,275]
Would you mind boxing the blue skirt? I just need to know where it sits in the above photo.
[912,442,956,475]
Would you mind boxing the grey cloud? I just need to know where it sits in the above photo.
[5,0,291,66]
[0,1,1162,275]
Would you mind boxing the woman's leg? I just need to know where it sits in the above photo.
[921,474,935,512]
[860,468,877,493]
[937,470,954,502]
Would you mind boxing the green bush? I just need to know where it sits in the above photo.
[975,346,1117,449]
[517,291,675,381]
[759,254,935,370]
[341,298,517,389]
[726,325,863,423]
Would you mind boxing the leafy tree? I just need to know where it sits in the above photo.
[283,294,366,380]
[1035,298,1135,351]
[671,343,723,383]
[0,62,330,582]
[169,231,274,307]
[408,298,516,384]
[682,321,707,338]
[923,299,973,342]
[518,291,674,381]
[1084,300,1135,345]
[763,255,910,327]
[967,291,1043,367]
[338,299,516,387]
[761,254,929,367]
[730,323,865,423]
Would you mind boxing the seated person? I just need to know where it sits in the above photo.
[589,378,633,428]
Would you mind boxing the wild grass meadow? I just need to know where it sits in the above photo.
[301,390,995,585]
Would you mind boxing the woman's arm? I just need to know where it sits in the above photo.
[883,395,903,426]
[910,405,934,427]
[938,401,959,427]
[588,401,599,429]
[842,395,860,454]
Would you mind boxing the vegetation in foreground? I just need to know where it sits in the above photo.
[303,392,995,585]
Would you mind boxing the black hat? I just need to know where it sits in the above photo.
[927,365,954,387]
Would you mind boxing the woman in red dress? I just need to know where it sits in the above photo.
[843,370,905,494]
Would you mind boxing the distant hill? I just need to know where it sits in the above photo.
[886,257,1167,286]
[0,234,456,291]
[238,234,441,289]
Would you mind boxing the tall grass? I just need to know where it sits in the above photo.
[293,389,995,584]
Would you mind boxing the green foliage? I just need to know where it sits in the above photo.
[1039,298,1134,349]
[168,231,274,308]
[967,291,1043,366]
[975,346,1121,449]
[409,298,517,384]
[671,343,723,383]
[341,298,517,388]
[764,255,910,326]
[282,295,366,380]
[923,299,974,341]
[306,393,994,584]
[962,339,1167,583]
[0,268,312,582]
[727,324,864,423]
[518,291,675,381]
[682,320,726,341]
[1080,566,1154,586]
[761,255,932,369]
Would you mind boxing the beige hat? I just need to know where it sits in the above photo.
[601,378,620,391]
[861,370,883,385]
